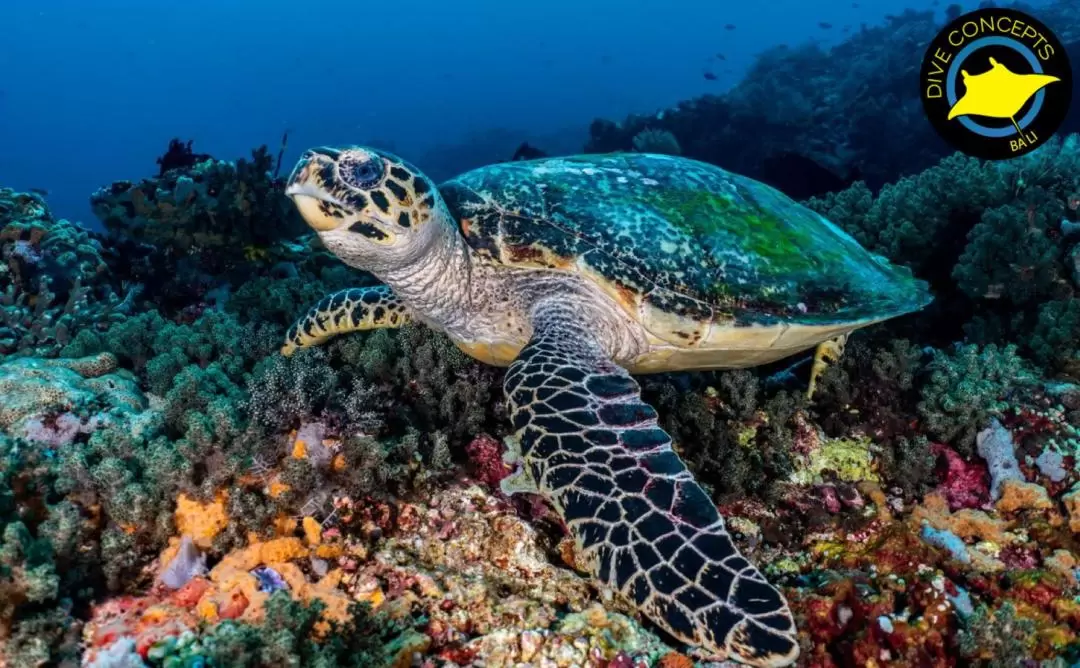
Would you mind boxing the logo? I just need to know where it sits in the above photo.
[921,8,1072,160]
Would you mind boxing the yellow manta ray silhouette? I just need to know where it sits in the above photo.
[948,57,1060,135]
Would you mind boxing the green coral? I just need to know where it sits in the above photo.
[61,309,277,396]
[792,433,877,485]
[1030,298,1080,371]
[917,343,1034,455]
[631,128,681,155]
[0,431,96,663]
[146,593,405,668]
[643,371,799,497]
[808,135,1080,366]
[226,265,361,329]
[953,193,1064,304]
[806,152,1009,269]
[957,602,1037,666]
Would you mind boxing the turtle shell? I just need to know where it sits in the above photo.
[440,153,930,334]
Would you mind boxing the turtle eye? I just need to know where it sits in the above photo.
[340,156,384,189]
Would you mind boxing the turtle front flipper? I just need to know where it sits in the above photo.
[281,285,409,356]
[505,301,799,667]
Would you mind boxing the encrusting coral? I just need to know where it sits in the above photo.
[1,188,136,356]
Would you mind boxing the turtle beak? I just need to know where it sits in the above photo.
[286,149,344,232]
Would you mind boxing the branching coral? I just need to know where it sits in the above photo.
[807,152,1010,274]
[641,371,801,497]
[953,194,1066,305]
[631,128,681,155]
[917,344,1034,455]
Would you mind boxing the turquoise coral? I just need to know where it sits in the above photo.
[1,188,134,356]
[917,343,1033,454]
[0,353,144,438]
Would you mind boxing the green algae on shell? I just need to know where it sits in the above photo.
[442,153,931,327]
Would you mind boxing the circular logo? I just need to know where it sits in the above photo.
[921,8,1072,160]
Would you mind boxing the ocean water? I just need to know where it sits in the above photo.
[2,1,1079,667]
[2,0,991,227]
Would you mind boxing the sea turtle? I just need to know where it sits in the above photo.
[281,147,931,667]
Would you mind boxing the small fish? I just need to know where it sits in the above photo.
[819,22,833,29]
[842,25,851,32]
[724,23,736,30]
[715,53,726,61]
[28,188,49,197]
[703,71,718,81]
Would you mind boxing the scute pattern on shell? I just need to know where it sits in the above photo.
[439,153,931,326]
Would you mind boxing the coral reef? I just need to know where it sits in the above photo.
[810,135,1080,376]
[6,13,1080,662]
[585,0,1080,199]
[91,140,304,255]
[1,188,135,356]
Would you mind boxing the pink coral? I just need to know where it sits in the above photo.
[818,485,842,513]
[933,444,990,510]
[465,433,510,489]
[999,545,1041,570]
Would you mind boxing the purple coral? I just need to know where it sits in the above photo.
[976,419,1024,501]
[160,536,207,590]
[10,239,42,264]
[19,412,105,447]
[251,566,288,593]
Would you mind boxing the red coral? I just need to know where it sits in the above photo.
[1004,407,1058,442]
[1011,579,1064,611]
[170,576,210,607]
[465,433,510,489]
[219,591,249,619]
[933,444,990,510]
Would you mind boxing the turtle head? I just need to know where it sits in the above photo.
[285,146,444,270]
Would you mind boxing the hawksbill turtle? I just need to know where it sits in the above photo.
[280,147,932,666]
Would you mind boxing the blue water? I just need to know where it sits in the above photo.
[0,0,1006,227]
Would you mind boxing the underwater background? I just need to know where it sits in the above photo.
[2,0,1080,666]
[2,0,998,227]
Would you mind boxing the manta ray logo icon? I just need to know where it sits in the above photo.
[921,8,1072,160]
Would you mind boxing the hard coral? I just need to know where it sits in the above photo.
[91,141,306,258]
[1,187,133,355]
[0,353,144,439]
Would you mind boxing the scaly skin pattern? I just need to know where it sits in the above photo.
[442,153,931,326]
[504,300,799,667]
[281,285,409,356]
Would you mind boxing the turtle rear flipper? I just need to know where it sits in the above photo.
[282,285,410,355]
[505,300,799,667]
[807,334,848,400]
